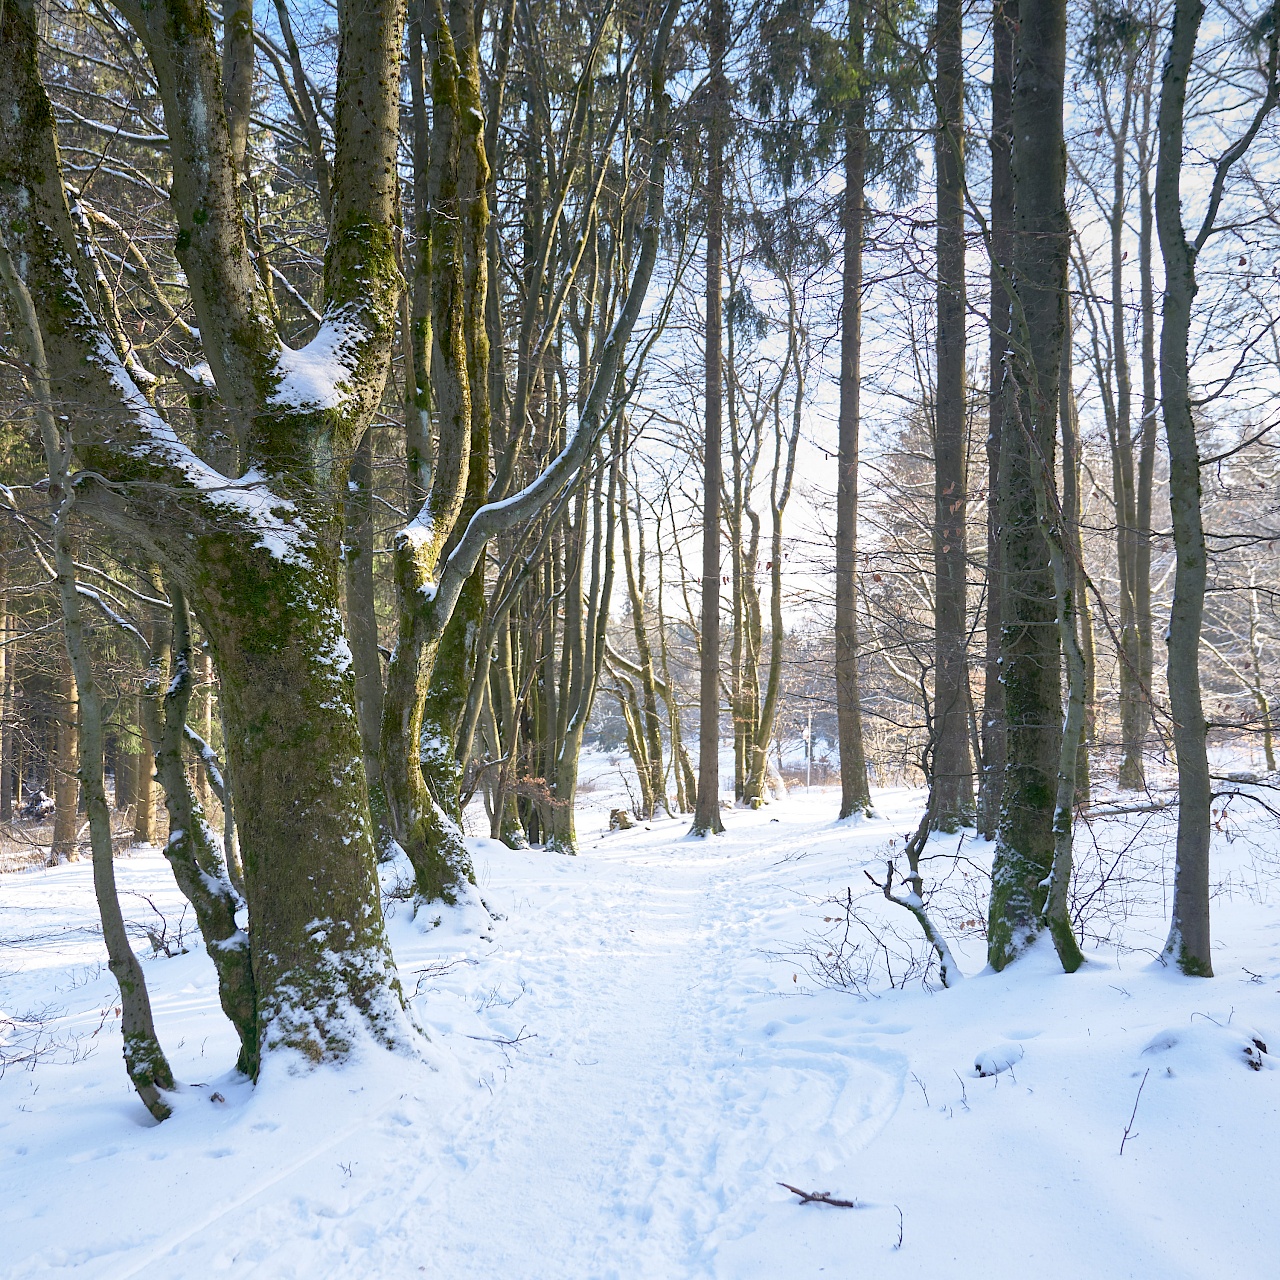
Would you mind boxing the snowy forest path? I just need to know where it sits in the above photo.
[376,812,907,1278]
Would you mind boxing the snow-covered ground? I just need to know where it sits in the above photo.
[2,782,1278,1278]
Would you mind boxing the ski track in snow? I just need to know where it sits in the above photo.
[3,782,1280,1278]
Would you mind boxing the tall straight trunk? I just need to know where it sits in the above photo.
[979,0,1014,840]
[1095,72,1145,791]
[987,0,1070,970]
[932,0,972,829]
[1155,0,1210,975]
[835,0,872,819]
[51,655,79,863]
[1156,2,1278,974]
[1134,39,1160,792]
[134,620,158,845]
[1060,302,1092,807]
[692,0,727,836]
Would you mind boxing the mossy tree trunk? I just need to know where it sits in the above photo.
[986,0,1070,970]
[0,0,413,1065]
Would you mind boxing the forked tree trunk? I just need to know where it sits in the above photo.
[0,0,412,1066]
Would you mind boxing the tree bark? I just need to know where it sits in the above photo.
[931,0,973,830]
[835,0,873,819]
[692,0,728,836]
[979,0,1014,841]
[344,425,392,857]
[987,0,1070,970]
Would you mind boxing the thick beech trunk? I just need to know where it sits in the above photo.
[987,0,1070,970]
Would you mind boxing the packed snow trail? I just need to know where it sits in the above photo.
[3,785,1279,1278]
[385,831,904,1278]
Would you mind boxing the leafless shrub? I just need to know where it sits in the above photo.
[0,1002,100,1077]
[122,891,191,957]
[786,887,939,994]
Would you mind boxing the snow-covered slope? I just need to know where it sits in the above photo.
[2,787,1277,1278]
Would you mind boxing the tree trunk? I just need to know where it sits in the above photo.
[143,582,257,1073]
[0,0,412,1065]
[931,0,973,830]
[1155,0,1212,975]
[344,425,393,856]
[51,654,80,863]
[1,243,175,1117]
[1134,90,1158,790]
[692,0,728,836]
[979,0,1014,840]
[835,0,873,819]
[987,0,1070,970]
[134,630,158,847]
[1060,303,1092,807]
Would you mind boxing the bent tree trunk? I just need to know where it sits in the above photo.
[2,244,174,1118]
[144,582,258,1073]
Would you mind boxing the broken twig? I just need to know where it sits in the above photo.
[778,1181,858,1209]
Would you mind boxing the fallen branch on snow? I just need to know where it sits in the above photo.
[777,1182,859,1208]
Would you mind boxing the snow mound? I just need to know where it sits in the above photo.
[974,1042,1025,1077]
[1141,1021,1273,1073]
